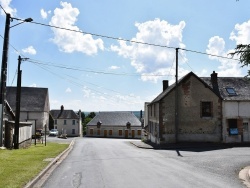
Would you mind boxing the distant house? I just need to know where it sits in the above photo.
[6,86,50,135]
[201,72,250,143]
[50,105,81,137]
[87,111,142,139]
[144,71,250,144]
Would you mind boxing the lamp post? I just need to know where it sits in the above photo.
[0,13,32,147]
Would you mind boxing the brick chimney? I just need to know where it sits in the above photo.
[61,105,64,111]
[163,80,169,91]
[210,71,220,96]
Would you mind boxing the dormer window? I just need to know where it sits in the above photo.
[226,87,237,96]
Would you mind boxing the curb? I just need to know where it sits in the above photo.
[24,140,75,188]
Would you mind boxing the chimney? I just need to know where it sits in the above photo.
[61,105,64,111]
[210,71,220,96]
[163,80,169,91]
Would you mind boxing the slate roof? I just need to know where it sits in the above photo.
[6,86,49,112]
[150,71,250,104]
[201,77,250,101]
[87,112,141,127]
[50,109,79,119]
[151,72,220,103]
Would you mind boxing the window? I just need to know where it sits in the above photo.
[243,122,249,131]
[226,87,237,96]
[64,120,67,125]
[72,120,75,125]
[228,119,238,135]
[97,129,101,135]
[54,120,57,125]
[201,102,213,117]
[72,129,75,134]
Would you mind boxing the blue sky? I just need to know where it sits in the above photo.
[0,0,249,112]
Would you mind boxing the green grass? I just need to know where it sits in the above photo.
[0,142,69,188]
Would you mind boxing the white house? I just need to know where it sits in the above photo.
[50,105,81,137]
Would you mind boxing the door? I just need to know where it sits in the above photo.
[104,130,107,137]
[243,122,250,142]
[125,130,128,138]
[131,130,135,138]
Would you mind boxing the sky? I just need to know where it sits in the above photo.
[0,0,249,112]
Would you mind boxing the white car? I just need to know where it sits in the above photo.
[49,129,58,136]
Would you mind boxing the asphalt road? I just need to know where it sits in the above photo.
[42,137,249,188]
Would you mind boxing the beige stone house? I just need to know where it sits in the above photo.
[145,71,250,144]
[87,111,142,139]
[145,71,222,144]
[50,105,81,137]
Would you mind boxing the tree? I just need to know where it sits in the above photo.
[230,44,250,76]
[87,112,96,118]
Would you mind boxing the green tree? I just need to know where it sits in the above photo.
[231,44,250,76]
[87,112,96,118]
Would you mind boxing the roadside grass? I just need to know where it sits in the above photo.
[0,142,69,188]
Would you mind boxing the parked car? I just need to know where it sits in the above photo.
[49,129,58,136]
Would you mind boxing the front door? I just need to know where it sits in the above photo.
[104,130,107,137]
[243,121,250,142]
[131,130,135,138]
[125,130,128,138]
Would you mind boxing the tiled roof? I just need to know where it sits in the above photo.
[201,77,250,101]
[50,109,79,119]
[6,86,49,112]
[87,111,141,126]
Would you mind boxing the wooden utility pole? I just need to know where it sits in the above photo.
[175,48,179,143]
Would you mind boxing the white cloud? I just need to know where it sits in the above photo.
[65,87,71,93]
[0,0,17,16]
[29,83,37,87]
[41,9,48,19]
[50,2,104,55]
[22,46,36,55]
[206,36,243,76]
[109,66,120,70]
[230,19,250,44]
[111,18,186,83]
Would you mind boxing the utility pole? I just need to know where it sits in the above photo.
[0,13,11,146]
[175,48,179,143]
[14,56,28,149]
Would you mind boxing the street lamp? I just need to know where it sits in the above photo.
[0,13,32,147]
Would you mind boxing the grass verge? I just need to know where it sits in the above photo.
[0,142,69,188]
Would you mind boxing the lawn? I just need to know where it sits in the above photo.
[0,142,69,188]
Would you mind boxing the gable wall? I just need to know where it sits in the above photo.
[161,75,222,143]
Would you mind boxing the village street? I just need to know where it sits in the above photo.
[42,137,249,188]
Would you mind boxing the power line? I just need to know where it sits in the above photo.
[0,5,7,15]
[11,17,241,62]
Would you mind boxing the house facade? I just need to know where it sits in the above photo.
[87,112,142,139]
[145,71,250,144]
[201,73,250,143]
[145,72,222,144]
[6,87,50,136]
[50,105,81,137]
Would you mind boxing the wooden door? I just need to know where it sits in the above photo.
[104,130,107,137]
[125,130,128,138]
[131,130,135,138]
